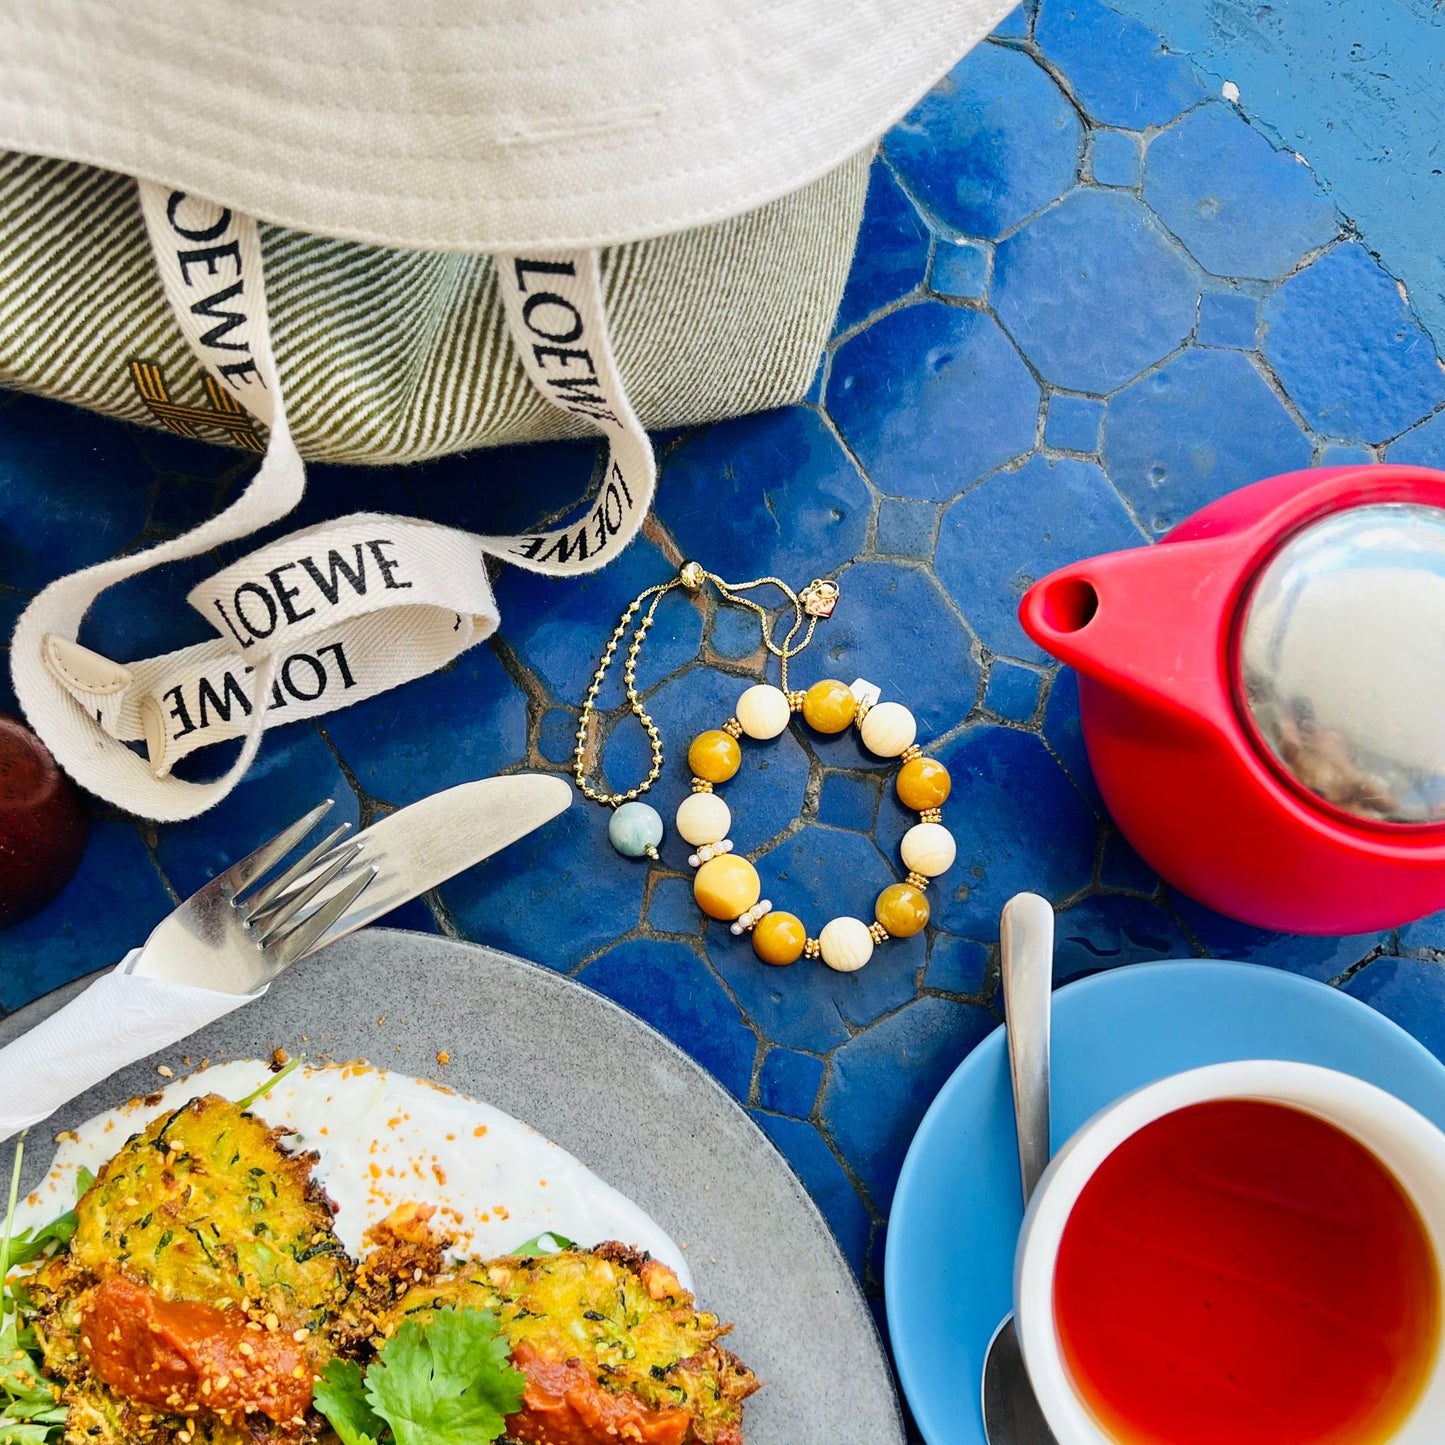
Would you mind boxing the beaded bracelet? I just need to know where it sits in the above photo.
[670,677,957,972]
[578,563,956,972]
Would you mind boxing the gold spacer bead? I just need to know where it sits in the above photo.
[722,717,743,738]
[804,937,821,960]
[869,921,890,943]
[691,778,714,793]
[906,872,929,891]
[920,807,943,823]
[855,696,874,724]
[787,690,807,712]
[901,744,923,763]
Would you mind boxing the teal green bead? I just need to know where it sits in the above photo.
[608,801,663,858]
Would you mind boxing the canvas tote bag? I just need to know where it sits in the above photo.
[0,0,1014,821]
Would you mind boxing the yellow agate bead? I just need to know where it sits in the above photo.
[689,729,742,783]
[875,882,930,938]
[694,854,762,921]
[897,756,952,810]
[753,911,807,966]
[802,679,857,734]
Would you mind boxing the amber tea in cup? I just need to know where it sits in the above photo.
[1052,1098,1441,1445]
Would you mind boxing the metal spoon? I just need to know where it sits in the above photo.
[981,891,1058,1444]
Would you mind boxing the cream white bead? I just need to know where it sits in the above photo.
[901,822,956,877]
[819,916,874,973]
[676,792,731,845]
[736,684,791,740]
[860,700,917,758]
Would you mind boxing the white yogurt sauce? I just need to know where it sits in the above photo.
[12,1061,689,1286]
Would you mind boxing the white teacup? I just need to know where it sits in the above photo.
[1014,1060,1445,1444]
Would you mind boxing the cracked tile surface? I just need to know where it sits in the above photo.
[5,2,1445,1371]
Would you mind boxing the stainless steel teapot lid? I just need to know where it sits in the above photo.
[1236,501,1445,827]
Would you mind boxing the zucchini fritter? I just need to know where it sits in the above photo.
[23,1095,352,1445]
[364,1229,758,1445]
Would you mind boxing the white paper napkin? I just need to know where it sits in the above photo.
[0,951,258,1143]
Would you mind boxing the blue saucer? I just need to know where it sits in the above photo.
[885,959,1445,1445]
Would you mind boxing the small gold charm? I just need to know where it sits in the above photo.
[800,578,840,619]
[679,561,706,590]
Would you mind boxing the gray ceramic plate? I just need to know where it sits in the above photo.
[0,929,903,1445]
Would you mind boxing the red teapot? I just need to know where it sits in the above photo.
[1020,465,1445,934]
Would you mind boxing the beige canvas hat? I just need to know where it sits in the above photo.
[0,0,1012,251]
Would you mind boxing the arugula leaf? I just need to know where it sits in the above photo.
[509,1231,573,1258]
[364,1309,525,1445]
[314,1359,384,1445]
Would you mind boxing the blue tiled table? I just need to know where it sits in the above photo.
[5,0,1445,1395]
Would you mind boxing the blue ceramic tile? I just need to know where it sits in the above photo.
[983,659,1043,721]
[928,725,1100,935]
[924,934,991,996]
[1089,129,1142,188]
[823,995,997,1210]
[645,876,703,937]
[1319,444,1376,467]
[1034,0,1207,129]
[80,553,223,664]
[1144,103,1338,280]
[991,2,1034,39]
[0,819,172,1010]
[806,561,978,740]
[0,395,153,592]
[371,895,441,936]
[719,829,920,1040]
[1196,290,1259,349]
[1387,409,1445,468]
[322,644,529,805]
[1052,895,1193,984]
[1103,348,1313,535]
[886,42,1082,240]
[1170,891,1389,982]
[818,771,879,832]
[660,408,870,580]
[1400,910,1445,955]
[155,725,361,899]
[129,421,252,483]
[758,1048,826,1117]
[1044,394,1104,452]
[1099,830,1160,894]
[875,498,938,558]
[752,1111,872,1277]
[1262,242,1445,443]
[1344,957,1445,1063]
[930,238,992,301]
[709,607,762,663]
[1041,669,1105,815]
[439,797,632,970]
[993,189,1199,393]
[581,939,758,1100]
[935,455,1143,663]
[403,437,607,541]
[830,301,1040,501]
[832,160,932,334]
[537,706,579,765]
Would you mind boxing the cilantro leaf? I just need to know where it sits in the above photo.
[314,1359,385,1445]
[364,1309,525,1445]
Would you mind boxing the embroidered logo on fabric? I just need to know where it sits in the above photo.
[129,360,265,452]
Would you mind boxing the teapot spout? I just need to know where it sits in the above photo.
[1020,533,1247,719]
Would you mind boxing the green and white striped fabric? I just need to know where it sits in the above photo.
[0,148,869,464]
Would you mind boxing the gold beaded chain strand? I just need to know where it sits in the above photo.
[574,562,837,859]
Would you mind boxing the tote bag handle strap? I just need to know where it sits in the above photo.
[9,185,658,820]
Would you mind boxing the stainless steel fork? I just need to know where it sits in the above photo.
[126,798,377,996]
